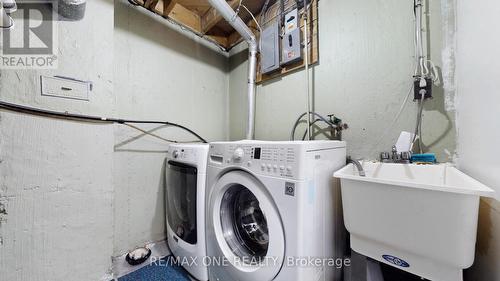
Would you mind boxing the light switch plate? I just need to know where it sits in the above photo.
[40,75,90,101]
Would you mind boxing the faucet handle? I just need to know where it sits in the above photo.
[400,151,412,163]
[401,151,412,161]
[380,152,390,162]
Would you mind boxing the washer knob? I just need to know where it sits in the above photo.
[173,150,179,158]
[233,147,245,161]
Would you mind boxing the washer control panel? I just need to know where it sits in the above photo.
[210,143,300,179]
[169,147,198,162]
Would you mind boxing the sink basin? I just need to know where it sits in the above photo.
[334,162,495,281]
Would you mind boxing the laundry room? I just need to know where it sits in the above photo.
[0,0,498,281]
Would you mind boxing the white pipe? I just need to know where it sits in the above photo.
[415,0,424,76]
[303,1,311,140]
[208,0,258,140]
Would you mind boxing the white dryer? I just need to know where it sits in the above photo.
[205,140,347,281]
[166,143,209,281]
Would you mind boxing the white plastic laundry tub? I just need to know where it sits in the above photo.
[334,162,495,281]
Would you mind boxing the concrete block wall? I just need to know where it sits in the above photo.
[228,0,457,162]
[0,0,229,280]
[1,0,498,280]
[113,0,228,256]
[456,0,500,279]
[0,1,115,280]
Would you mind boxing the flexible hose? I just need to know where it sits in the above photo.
[290,111,336,141]
[301,118,321,140]
[0,100,208,143]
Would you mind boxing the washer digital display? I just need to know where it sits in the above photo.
[253,147,261,159]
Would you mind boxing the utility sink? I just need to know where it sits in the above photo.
[334,162,495,281]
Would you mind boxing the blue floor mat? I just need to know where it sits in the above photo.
[119,256,191,281]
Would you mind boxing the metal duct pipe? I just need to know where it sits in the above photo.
[208,0,258,140]
[58,0,87,21]
[0,0,14,29]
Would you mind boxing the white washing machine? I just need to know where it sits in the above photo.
[166,143,209,281]
[205,140,347,281]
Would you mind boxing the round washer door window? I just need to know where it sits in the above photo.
[210,170,285,281]
[220,184,269,262]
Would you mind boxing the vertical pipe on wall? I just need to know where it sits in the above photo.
[247,46,258,140]
[208,0,258,140]
[303,0,312,140]
[415,0,424,76]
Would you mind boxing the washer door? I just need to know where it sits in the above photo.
[166,160,198,244]
[210,170,285,281]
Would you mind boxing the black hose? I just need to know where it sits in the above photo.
[0,100,208,143]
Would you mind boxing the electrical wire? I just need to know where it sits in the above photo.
[411,96,425,154]
[123,123,201,144]
[369,83,414,155]
[260,0,297,29]
[370,0,436,157]
[0,100,208,143]
[232,0,243,21]
[259,0,271,26]
[412,0,437,154]
[241,4,262,33]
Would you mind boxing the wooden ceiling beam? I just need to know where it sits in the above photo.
[167,2,202,32]
[201,0,241,34]
[162,0,177,15]
[149,0,202,33]
[144,0,160,10]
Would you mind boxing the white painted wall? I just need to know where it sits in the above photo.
[0,1,115,280]
[112,1,228,256]
[0,0,229,279]
[229,0,457,161]
[456,0,500,280]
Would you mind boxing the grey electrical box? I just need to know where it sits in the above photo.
[260,20,281,74]
[281,8,302,66]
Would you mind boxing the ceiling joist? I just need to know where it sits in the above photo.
[132,0,269,50]
[131,0,320,83]
[201,0,240,34]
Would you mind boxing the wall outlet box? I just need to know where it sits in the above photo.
[41,75,91,101]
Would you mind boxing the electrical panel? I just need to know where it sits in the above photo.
[281,8,302,66]
[260,20,281,74]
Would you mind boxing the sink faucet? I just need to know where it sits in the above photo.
[380,146,411,164]
[347,156,366,177]
[391,145,399,162]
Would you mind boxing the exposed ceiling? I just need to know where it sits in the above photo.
[132,0,277,50]
[132,0,319,84]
